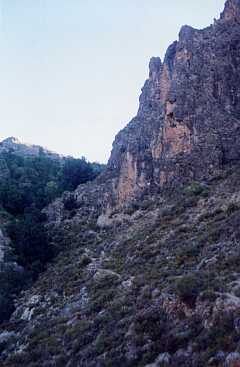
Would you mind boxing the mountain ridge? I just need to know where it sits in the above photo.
[0,137,63,160]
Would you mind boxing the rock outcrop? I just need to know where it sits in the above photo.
[108,0,240,205]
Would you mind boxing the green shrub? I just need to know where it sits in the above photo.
[186,182,209,197]
[175,273,205,306]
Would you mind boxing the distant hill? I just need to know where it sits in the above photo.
[0,137,61,160]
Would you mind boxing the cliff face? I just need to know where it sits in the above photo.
[108,0,240,204]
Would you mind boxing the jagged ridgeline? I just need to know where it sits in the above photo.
[2,1,240,366]
[0,137,104,322]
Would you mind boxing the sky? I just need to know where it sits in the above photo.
[0,0,225,163]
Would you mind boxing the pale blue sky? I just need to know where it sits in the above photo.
[0,0,225,162]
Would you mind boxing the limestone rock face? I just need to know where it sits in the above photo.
[221,0,240,21]
[108,0,240,205]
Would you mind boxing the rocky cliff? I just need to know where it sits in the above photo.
[47,0,240,218]
[108,0,240,205]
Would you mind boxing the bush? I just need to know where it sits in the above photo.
[175,273,205,306]
[227,202,239,215]
[63,194,78,211]
[0,263,26,323]
[7,218,54,272]
[186,182,209,197]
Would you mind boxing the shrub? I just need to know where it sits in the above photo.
[63,194,78,211]
[79,254,92,267]
[227,202,239,215]
[135,307,167,344]
[186,182,209,197]
[0,264,26,322]
[7,218,54,272]
[175,273,205,306]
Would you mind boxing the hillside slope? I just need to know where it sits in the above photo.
[0,144,104,323]
[2,166,240,366]
[1,1,240,366]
